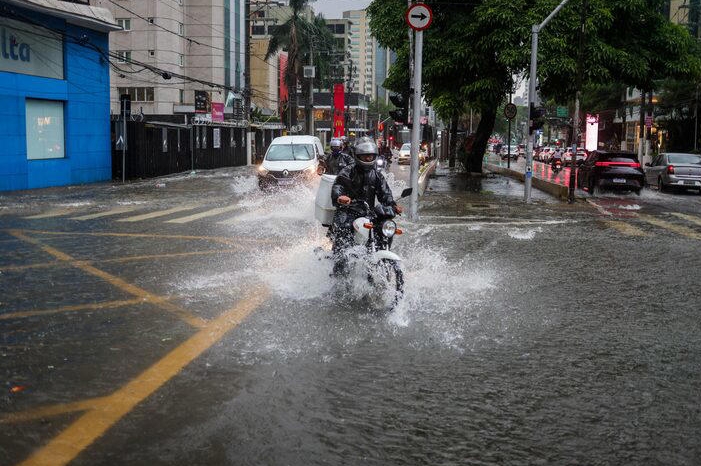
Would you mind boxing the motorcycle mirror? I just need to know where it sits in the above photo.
[400,188,413,199]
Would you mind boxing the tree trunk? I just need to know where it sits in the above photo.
[467,105,497,173]
[448,113,458,168]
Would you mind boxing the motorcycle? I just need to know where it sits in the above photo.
[328,177,412,309]
[375,155,388,172]
[551,159,563,174]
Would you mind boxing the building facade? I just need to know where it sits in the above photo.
[343,9,374,98]
[0,0,118,191]
[93,0,246,115]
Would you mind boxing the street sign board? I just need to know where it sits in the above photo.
[556,106,568,117]
[406,3,433,31]
[504,103,517,120]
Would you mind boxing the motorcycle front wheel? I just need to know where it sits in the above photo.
[370,259,404,309]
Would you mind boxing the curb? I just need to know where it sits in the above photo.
[418,159,438,196]
[484,163,570,200]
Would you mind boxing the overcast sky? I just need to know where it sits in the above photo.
[311,0,372,19]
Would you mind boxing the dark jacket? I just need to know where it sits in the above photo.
[324,150,354,175]
[331,164,396,210]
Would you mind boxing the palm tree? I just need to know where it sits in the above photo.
[265,0,336,129]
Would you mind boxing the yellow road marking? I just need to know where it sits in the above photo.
[71,206,140,221]
[671,212,701,227]
[0,249,240,273]
[0,299,144,322]
[23,208,76,220]
[165,205,240,224]
[604,220,649,237]
[17,288,270,466]
[0,397,109,424]
[638,215,701,240]
[117,204,200,222]
[8,231,207,329]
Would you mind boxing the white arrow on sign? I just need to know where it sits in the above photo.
[406,3,433,31]
[116,135,124,148]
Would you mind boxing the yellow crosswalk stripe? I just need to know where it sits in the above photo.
[604,220,649,237]
[117,204,200,222]
[71,206,140,220]
[638,214,701,240]
[165,205,239,224]
[671,212,701,228]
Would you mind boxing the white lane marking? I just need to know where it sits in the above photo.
[118,204,201,222]
[671,212,701,227]
[71,206,140,221]
[420,220,571,228]
[165,205,239,224]
[23,208,76,219]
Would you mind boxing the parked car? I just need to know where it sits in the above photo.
[500,145,519,161]
[536,146,554,163]
[577,150,644,195]
[258,135,323,189]
[564,148,588,166]
[644,153,701,193]
[397,143,426,165]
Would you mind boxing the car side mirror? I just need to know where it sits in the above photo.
[400,188,413,199]
[644,162,651,167]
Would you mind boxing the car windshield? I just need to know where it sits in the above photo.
[668,154,701,165]
[401,143,411,151]
[265,144,314,161]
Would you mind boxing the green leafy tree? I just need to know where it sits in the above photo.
[369,0,701,172]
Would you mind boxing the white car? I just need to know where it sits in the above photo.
[397,143,426,165]
[258,135,324,189]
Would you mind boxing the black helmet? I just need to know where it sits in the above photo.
[354,140,378,170]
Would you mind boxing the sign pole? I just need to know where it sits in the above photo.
[122,115,126,183]
[409,29,422,220]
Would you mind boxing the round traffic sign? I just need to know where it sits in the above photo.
[504,103,517,120]
[406,3,433,31]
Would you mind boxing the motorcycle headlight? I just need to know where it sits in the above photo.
[381,220,397,237]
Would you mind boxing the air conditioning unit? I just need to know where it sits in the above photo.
[303,66,316,78]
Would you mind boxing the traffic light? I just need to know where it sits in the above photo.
[529,103,546,134]
[389,93,409,125]
[378,122,385,132]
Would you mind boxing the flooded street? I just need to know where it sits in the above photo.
[2,165,701,465]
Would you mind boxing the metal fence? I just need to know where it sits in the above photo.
[111,120,248,181]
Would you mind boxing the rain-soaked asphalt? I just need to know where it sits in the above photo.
[1,162,700,465]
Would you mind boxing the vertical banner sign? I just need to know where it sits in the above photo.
[213,128,221,148]
[333,83,345,138]
[585,114,599,152]
[211,102,224,122]
[194,91,208,114]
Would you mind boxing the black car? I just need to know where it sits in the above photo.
[577,150,644,195]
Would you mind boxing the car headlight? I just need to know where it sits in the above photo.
[304,164,317,173]
[381,220,397,237]
[258,166,269,176]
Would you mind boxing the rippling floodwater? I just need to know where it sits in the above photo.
[166,173,701,466]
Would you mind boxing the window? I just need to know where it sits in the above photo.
[148,49,155,56]
[116,50,131,63]
[252,25,265,35]
[26,99,65,160]
[179,54,184,66]
[117,87,154,102]
[116,18,131,31]
[179,89,184,104]
[178,22,184,35]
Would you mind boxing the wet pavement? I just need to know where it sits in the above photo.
[1,163,701,465]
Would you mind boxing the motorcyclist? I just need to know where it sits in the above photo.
[551,148,563,169]
[330,140,403,276]
[322,138,354,175]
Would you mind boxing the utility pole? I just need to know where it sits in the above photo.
[525,0,571,203]
[307,44,315,136]
[568,0,587,203]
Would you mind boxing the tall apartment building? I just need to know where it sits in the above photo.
[668,0,701,37]
[93,0,247,115]
[325,17,352,87]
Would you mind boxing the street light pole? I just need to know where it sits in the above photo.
[525,0,571,203]
[568,0,587,204]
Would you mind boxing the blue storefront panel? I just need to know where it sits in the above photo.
[0,9,113,191]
